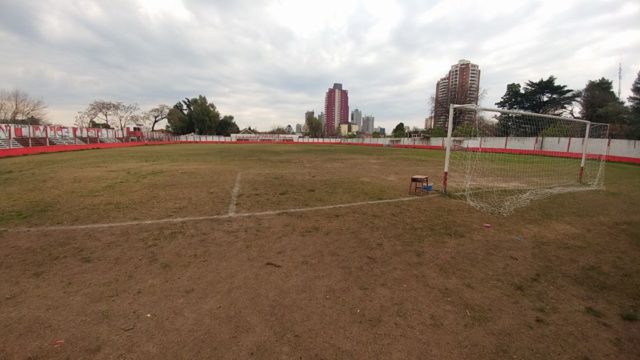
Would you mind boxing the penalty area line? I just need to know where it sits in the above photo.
[1,194,439,233]
[228,172,242,215]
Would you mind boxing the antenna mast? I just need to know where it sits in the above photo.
[618,63,622,98]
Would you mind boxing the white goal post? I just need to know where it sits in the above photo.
[442,104,608,215]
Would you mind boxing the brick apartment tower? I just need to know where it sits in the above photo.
[433,59,481,128]
[324,83,349,136]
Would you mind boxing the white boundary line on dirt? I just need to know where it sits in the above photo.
[1,194,439,233]
[228,172,242,215]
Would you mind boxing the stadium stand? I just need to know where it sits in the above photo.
[0,138,22,149]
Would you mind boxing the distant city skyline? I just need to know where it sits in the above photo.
[0,0,638,131]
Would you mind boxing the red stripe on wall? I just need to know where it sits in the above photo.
[1,141,639,164]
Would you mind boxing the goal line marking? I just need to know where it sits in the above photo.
[2,194,439,233]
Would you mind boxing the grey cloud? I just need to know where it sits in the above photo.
[0,0,638,130]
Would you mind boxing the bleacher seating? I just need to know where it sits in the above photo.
[13,138,31,148]
[50,137,85,145]
[0,138,23,149]
[31,138,48,146]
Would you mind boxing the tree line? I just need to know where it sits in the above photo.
[422,71,640,139]
[72,95,240,136]
[0,89,47,125]
[0,89,241,137]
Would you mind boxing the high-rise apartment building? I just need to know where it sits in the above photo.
[362,115,374,134]
[324,83,349,136]
[351,108,362,128]
[433,59,481,128]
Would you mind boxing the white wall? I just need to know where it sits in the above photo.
[609,139,639,158]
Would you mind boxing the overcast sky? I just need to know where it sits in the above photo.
[1,0,639,130]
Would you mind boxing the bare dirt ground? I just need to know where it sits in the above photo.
[0,144,638,359]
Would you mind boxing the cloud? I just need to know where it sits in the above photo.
[0,0,638,130]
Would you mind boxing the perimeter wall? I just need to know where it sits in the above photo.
[0,124,638,163]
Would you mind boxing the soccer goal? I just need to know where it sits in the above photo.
[442,104,608,215]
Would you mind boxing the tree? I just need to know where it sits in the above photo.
[217,115,240,136]
[496,76,578,136]
[392,122,406,138]
[191,96,219,134]
[629,71,640,112]
[167,96,220,135]
[74,111,91,128]
[539,123,570,137]
[166,95,237,136]
[497,76,577,115]
[113,103,140,133]
[77,100,139,132]
[167,106,193,134]
[80,100,119,128]
[495,83,525,110]
[628,70,640,139]
[452,123,478,137]
[0,89,47,124]
[429,127,447,137]
[305,114,323,138]
[266,127,288,134]
[579,78,627,123]
[372,131,381,138]
[144,104,170,131]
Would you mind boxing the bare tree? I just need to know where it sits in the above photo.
[0,89,47,124]
[144,104,170,131]
[76,100,141,131]
[74,111,91,128]
[81,100,119,128]
[113,102,140,133]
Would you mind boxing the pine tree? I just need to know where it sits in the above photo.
[628,71,640,139]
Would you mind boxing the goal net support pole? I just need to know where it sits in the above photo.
[442,104,455,193]
[579,121,591,183]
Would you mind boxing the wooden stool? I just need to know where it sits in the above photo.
[409,175,429,195]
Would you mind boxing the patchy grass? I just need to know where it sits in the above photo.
[585,306,606,318]
[0,144,639,359]
[620,311,638,322]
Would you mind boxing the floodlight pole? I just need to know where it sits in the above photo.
[443,104,456,193]
[579,121,591,183]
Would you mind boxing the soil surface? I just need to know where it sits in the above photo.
[1,144,638,359]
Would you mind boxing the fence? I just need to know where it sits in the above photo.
[0,123,638,163]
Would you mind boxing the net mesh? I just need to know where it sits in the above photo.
[445,106,608,215]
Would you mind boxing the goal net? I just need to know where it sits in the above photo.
[443,105,608,215]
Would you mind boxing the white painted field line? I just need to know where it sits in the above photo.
[1,194,439,233]
[228,172,242,215]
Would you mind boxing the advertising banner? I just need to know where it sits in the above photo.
[13,125,30,138]
[32,125,46,138]
[0,124,9,139]
[47,126,64,138]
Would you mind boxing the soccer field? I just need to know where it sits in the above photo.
[1,144,639,359]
